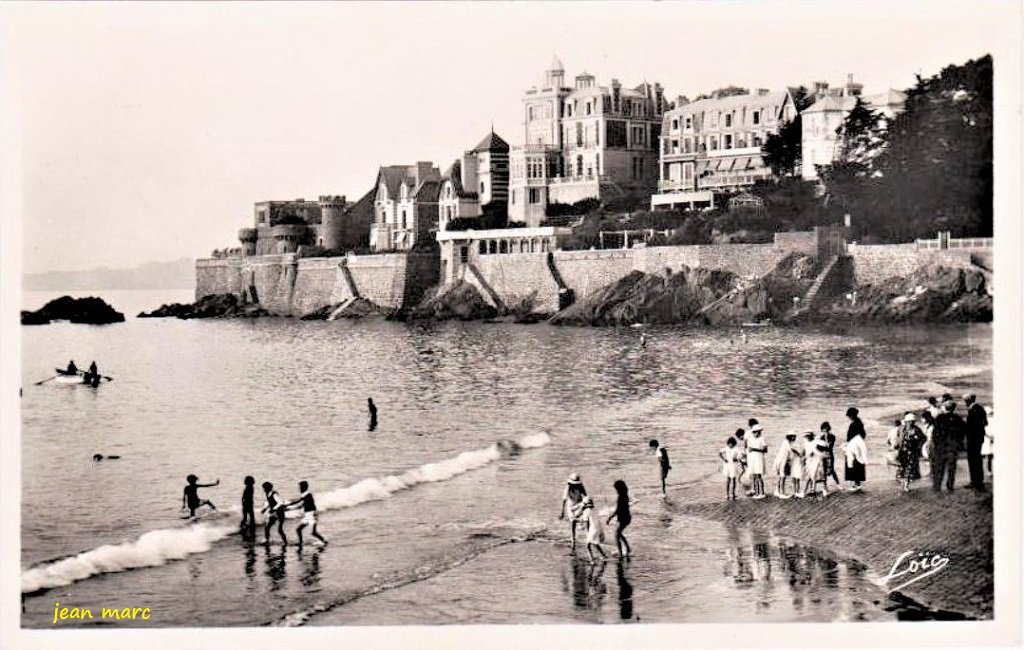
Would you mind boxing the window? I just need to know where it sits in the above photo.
[671,118,679,130]
[480,181,485,194]
[725,113,732,127]
[576,122,583,147]
[528,188,541,204]
[460,246,469,263]
[586,101,592,115]
[596,153,601,174]
[684,137,692,153]
[685,116,692,129]
[499,241,507,253]
[511,189,517,204]
[479,241,487,255]
[710,136,719,151]
[725,134,733,149]
[576,155,583,176]
[401,210,407,229]
[753,110,760,125]
[595,121,600,146]
[671,139,679,153]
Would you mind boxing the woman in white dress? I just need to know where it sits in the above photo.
[788,434,805,498]
[981,407,994,475]
[746,424,768,499]
[773,433,795,498]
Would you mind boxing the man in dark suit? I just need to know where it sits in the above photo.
[964,393,988,492]
[932,400,965,492]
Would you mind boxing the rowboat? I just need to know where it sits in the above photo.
[53,369,108,386]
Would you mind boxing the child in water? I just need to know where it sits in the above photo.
[719,437,740,500]
[240,476,256,530]
[578,496,607,562]
[261,481,288,546]
[559,473,588,554]
[182,474,219,518]
[285,480,328,547]
[788,433,805,498]
[649,439,671,497]
[605,480,632,559]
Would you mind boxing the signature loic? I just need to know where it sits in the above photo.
[881,551,950,594]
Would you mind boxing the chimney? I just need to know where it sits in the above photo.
[757,88,769,96]
[415,161,436,182]
[676,95,689,107]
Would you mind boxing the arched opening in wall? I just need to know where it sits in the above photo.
[541,240,549,252]
[489,241,497,254]
[499,241,508,254]
[479,241,487,255]
[530,240,536,253]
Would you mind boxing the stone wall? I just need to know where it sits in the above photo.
[847,244,975,285]
[195,251,436,316]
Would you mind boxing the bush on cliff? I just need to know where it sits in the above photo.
[21,296,125,325]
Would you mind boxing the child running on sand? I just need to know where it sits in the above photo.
[578,497,607,562]
[182,474,219,518]
[606,480,633,559]
[261,481,288,546]
[240,476,256,529]
[720,437,741,500]
[285,480,328,547]
[746,424,768,499]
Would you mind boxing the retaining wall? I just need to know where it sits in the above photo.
[847,245,975,285]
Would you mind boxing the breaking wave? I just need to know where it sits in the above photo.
[21,432,551,594]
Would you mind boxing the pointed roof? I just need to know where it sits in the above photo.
[470,131,509,154]
[549,53,564,72]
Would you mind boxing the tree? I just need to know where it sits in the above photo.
[762,118,802,177]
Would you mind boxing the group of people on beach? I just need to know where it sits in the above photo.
[182,474,328,547]
[717,393,992,501]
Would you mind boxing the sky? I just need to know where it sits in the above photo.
[2,1,1014,274]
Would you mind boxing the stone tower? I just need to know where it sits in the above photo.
[318,195,346,250]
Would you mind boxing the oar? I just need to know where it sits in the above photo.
[34,375,58,386]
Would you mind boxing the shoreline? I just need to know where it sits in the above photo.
[668,459,993,619]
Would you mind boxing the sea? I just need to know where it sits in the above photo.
[19,289,992,627]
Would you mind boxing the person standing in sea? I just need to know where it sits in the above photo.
[649,440,671,497]
[964,393,988,492]
[559,473,588,554]
[931,400,965,492]
[606,480,632,559]
[843,407,867,492]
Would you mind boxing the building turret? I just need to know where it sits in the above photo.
[318,195,346,250]
[546,54,565,89]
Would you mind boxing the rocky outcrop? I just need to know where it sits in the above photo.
[138,293,271,319]
[816,264,991,323]
[300,298,386,320]
[21,296,125,325]
[549,253,818,327]
[406,281,499,321]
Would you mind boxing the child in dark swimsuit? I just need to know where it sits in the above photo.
[606,479,633,559]
[240,476,255,530]
[182,474,219,518]
[285,480,327,547]
[261,482,288,546]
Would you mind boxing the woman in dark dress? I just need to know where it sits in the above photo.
[895,412,927,491]
[844,407,867,490]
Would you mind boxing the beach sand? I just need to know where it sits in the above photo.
[671,456,993,619]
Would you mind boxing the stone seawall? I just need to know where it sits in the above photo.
[848,244,975,285]
[195,252,438,316]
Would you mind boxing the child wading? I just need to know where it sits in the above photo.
[802,431,828,498]
[559,473,588,554]
[261,482,288,546]
[182,474,219,519]
[719,437,741,500]
[649,439,672,497]
[773,432,796,499]
[787,433,805,498]
[240,476,256,530]
[578,496,607,562]
[286,481,328,547]
[605,480,633,559]
[746,424,768,499]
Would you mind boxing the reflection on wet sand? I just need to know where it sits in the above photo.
[722,527,868,620]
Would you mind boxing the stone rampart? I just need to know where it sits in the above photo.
[847,244,975,285]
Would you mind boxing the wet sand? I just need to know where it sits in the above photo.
[671,456,993,619]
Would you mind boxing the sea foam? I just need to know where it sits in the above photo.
[21,432,551,594]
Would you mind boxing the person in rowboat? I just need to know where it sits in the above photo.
[65,360,78,375]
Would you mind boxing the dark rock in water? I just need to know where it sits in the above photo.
[300,298,386,320]
[21,296,125,325]
[139,294,272,319]
[408,281,499,321]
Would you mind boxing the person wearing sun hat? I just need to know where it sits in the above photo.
[559,473,588,553]
[895,412,927,492]
[578,496,608,562]
[964,393,988,492]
